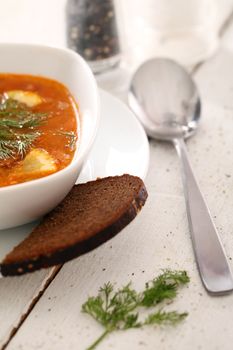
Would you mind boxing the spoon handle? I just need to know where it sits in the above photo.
[174,138,233,294]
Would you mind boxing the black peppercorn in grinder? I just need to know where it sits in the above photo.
[66,0,121,74]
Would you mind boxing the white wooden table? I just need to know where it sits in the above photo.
[1,1,233,349]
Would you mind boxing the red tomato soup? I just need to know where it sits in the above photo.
[0,74,78,187]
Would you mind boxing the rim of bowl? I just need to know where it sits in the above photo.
[0,43,100,192]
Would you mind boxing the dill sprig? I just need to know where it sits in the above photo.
[0,134,39,160]
[82,270,189,350]
[141,270,189,306]
[0,117,41,129]
[144,310,188,326]
[57,130,77,151]
[0,97,46,161]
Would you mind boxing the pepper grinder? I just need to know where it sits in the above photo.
[66,0,121,74]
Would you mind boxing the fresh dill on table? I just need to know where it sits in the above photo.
[0,97,46,161]
[82,270,190,350]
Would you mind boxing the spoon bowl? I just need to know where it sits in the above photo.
[129,58,201,141]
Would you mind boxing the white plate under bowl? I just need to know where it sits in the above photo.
[78,89,149,182]
[0,90,149,268]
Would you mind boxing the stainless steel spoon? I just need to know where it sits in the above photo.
[129,58,233,294]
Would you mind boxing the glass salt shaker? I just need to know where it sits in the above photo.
[66,0,121,74]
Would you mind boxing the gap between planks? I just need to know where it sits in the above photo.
[192,8,233,75]
[1,266,62,350]
[3,6,233,350]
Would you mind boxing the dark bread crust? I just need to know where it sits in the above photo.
[1,175,148,276]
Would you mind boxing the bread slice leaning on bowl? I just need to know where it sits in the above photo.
[1,174,148,276]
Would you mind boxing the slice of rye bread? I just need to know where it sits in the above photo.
[1,174,148,276]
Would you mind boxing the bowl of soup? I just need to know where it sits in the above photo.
[0,43,99,229]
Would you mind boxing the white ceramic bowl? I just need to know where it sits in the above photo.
[0,43,100,229]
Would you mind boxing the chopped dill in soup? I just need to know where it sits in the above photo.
[0,74,78,187]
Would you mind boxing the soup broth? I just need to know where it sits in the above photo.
[0,74,78,187]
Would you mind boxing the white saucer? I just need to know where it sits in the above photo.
[78,89,149,182]
[0,90,150,269]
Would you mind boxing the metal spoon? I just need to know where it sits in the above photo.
[129,58,233,294]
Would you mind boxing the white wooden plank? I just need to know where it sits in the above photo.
[2,194,196,350]
[7,48,233,350]
[0,268,58,348]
